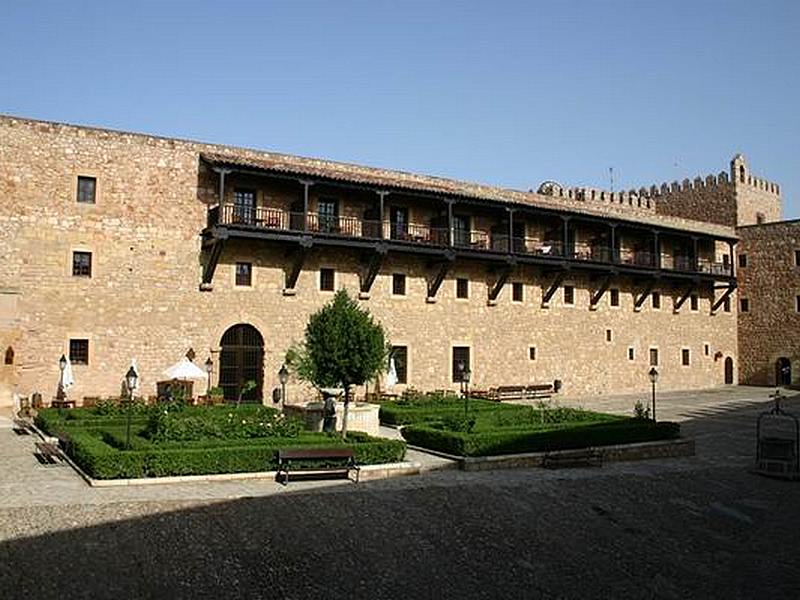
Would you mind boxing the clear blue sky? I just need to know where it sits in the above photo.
[2,1,799,217]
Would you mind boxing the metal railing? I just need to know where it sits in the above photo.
[209,204,731,276]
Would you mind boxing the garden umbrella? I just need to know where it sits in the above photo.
[386,356,398,389]
[163,357,206,380]
[62,356,75,391]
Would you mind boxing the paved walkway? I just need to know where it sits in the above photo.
[0,386,796,509]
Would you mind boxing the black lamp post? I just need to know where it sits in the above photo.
[57,354,67,401]
[205,357,213,395]
[278,364,289,412]
[463,365,472,421]
[648,367,659,422]
[124,365,138,449]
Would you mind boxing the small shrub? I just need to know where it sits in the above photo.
[633,401,650,420]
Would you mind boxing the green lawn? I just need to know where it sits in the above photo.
[36,404,405,479]
[380,397,679,457]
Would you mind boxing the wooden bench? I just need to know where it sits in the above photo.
[34,441,64,465]
[277,448,360,485]
[487,384,555,402]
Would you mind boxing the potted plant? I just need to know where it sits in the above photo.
[208,386,224,405]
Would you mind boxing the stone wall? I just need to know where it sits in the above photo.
[736,221,800,385]
[0,116,738,404]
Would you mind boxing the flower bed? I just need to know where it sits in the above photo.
[35,406,406,480]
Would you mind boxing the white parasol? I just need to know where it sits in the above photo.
[163,357,207,380]
[386,356,398,389]
[62,356,75,391]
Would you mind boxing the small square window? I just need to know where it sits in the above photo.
[512,282,524,302]
[320,268,335,291]
[72,251,92,277]
[69,339,89,365]
[563,285,574,305]
[690,294,699,311]
[392,273,406,296]
[529,346,537,361]
[235,262,252,287]
[605,329,612,342]
[390,346,408,384]
[740,298,749,313]
[77,176,96,203]
[649,348,659,367]
[682,348,691,366]
[704,343,710,356]
[723,297,731,313]
[652,291,661,309]
[610,288,620,307]
[738,254,747,268]
[456,278,469,299]
[795,250,800,267]
[628,347,635,361]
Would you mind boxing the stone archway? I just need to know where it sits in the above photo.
[724,357,734,385]
[775,357,791,386]
[219,324,264,402]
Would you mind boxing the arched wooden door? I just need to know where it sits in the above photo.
[219,324,264,402]
[776,357,791,386]
[724,357,734,385]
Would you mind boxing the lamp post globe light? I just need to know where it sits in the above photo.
[648,367,659,422]
[124,365,138,450]
[278,364,289,412]
[57,354,67,401]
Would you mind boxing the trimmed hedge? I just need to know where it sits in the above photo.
[379,399,525,426]
[62,428,406,479]
[401,419,680,457]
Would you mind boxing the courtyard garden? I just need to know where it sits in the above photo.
[381,392,680,457]
[35,401,405,480]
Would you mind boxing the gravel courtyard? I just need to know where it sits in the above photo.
[1,386,798,599]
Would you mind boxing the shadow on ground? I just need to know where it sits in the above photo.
[1,391,799,599]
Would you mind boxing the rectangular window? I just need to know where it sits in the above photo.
[738,254,747,268]
[512,282,524,302]
[233,188,256,224]
[740,298,749,313]
[452,346,470,382]
[704,343,710,356]
[320,268,335,291]
[392,273,406,296]
[69,339,89,365]
[723,297,731,312]
[652,291,661,309]
[796,295,800,312]
[649,348,659,367]
[456,278,469,299]
[563,285,574,305]
[76,176,96,203]
[318,198,339,233]
[610,288,620,307]
[235,262,252,287]
[690,294,699,311]
[529,346,536,361]
[605,329,612,342]
[682,348,691,366]
[72,251,92,277]
[795,250,800,267]
[628,347,635,361]
[390,346,408,384]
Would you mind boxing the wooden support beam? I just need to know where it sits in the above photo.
[590,272,613,307]
[711,281,737,313]
[674,282,697,311]
[634,279,657,310]
[542,270,567,305]
[284,238,313,291]
[488,261,515,302]
[359,244,387,294]
[200,232,228,290]
[426,253,455,300]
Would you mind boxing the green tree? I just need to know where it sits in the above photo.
[286,289,388,438]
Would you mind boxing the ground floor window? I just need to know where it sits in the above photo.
[452,346,470,382]
[69,339,89,365]
[390,346,408,384]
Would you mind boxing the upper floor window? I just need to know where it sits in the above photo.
[392,273,406,296]
[740,298,749,313]
[563,285,574,305]
[738,254,747,268]
[233,189,256,224]
[723,297,731,312]
[756,212,765,225]
[69,339,89,365]
[796,295,800,313]
[390,346,408,384]
[529,346,537,361]
[72,251,92,277]
[610,288,620,307]
[690,294,699,311]
[795,250,800,267]
[235,262,252,287]
[739,165,746,183]
[4,346,13,365]
[512,282,524,302]
[649,348,659,367]
[682,348,691,366]
[318,198,339,233]
[456,278,469,299]
[652,291,661,309]
[627,347,635,361]
[320,268,335,292]
[77,176,96,203]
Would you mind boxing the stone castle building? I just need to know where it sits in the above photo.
[0,115,793,415]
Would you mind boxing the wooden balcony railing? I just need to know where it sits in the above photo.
[208,203,731,276]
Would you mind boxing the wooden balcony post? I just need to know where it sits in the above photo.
[214,167,231,206]
[300,180,313,232]
[609,224,617,263]
[692,236,699,271]
[447,199,454,247]
[562,216,570,257]
[507,207,515,255]
[728,240,735,277]
[376,191,388,239]
[652,231,661,268]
